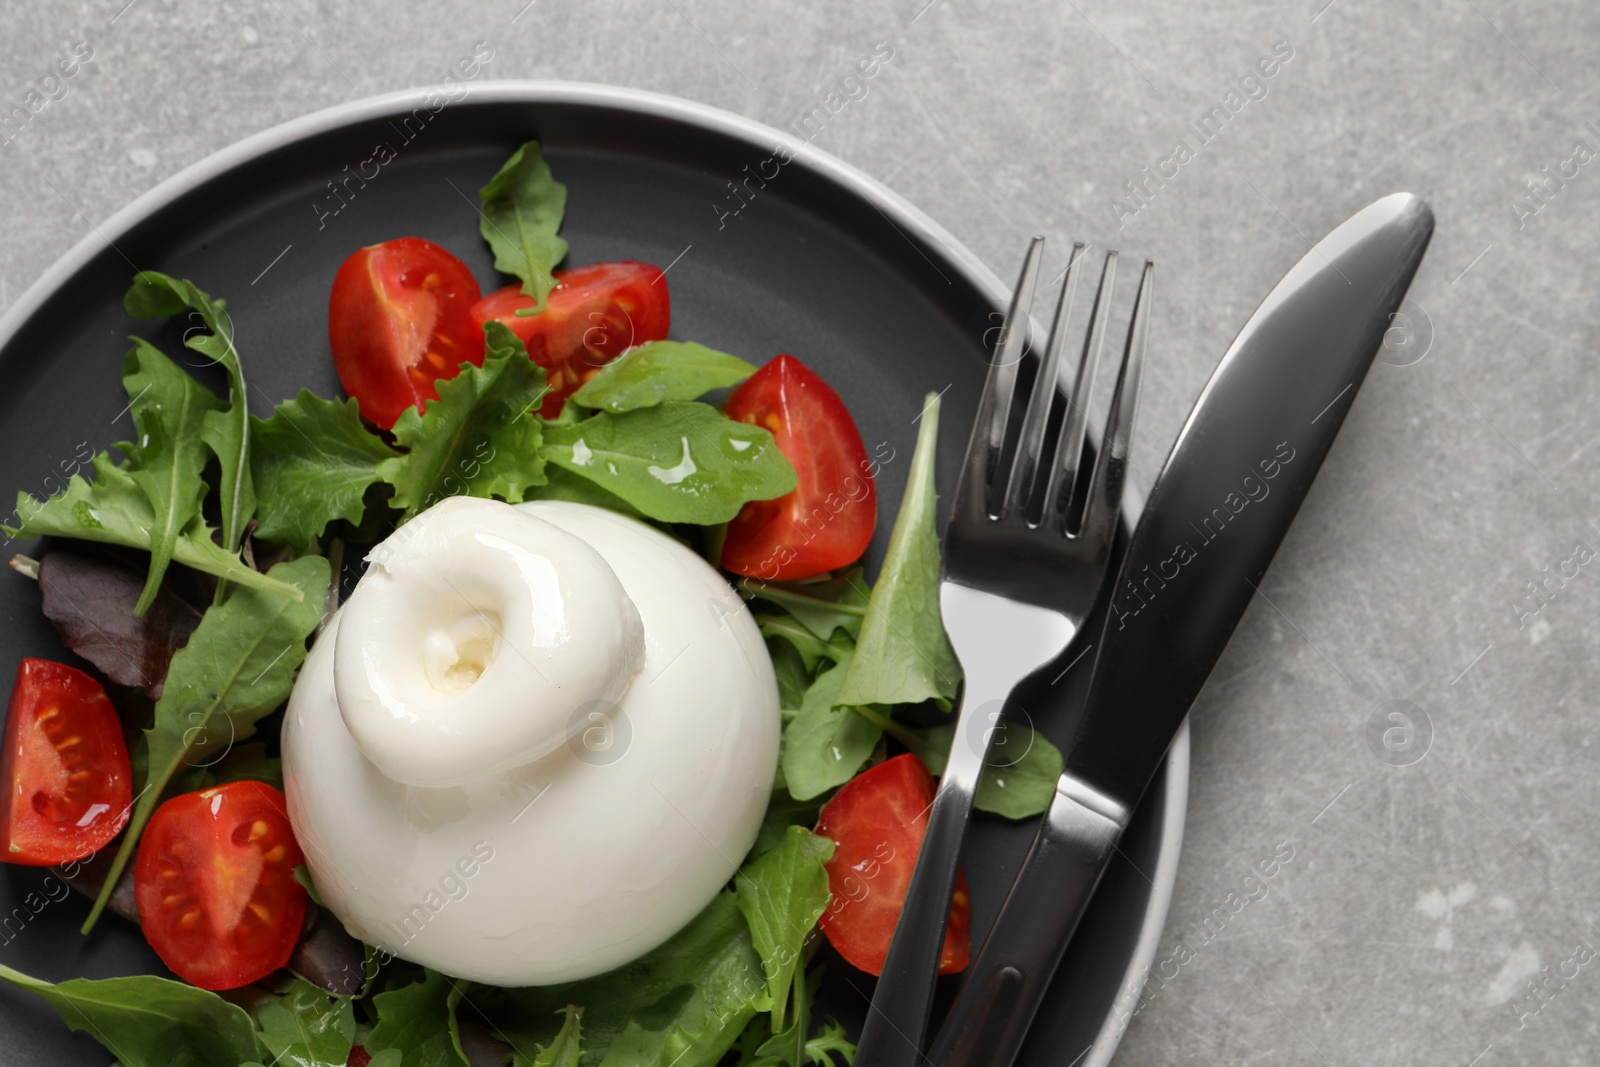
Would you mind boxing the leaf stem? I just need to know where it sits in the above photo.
[850,704,915,748]
[739,580,869,616]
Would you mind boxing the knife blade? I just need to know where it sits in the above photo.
[926,191,1434,1067]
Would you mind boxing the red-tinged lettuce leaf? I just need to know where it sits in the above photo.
[81,555,330,934]
[36,542,208,699]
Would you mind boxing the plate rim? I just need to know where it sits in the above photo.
[0,78,1189,1066]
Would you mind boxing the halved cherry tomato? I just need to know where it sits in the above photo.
[134,781,307,990]
[0,659,131,867]
[469,260,670,417]
[347,1048,372,1067]
[815,754,970,976]
[720,355,876,581]
[328,237,485,429]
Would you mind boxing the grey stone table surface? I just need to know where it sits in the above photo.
[2,0,1597,1063]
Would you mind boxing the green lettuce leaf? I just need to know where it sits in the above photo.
[254,978,357,1067]
[251,389,399,549]
[529,463,642,517]
[0,961,264,1067]
[377,322,549,521]
[756,614,850,676]
[767,639,815,713]
[740,967,854,1067]
[749,786,824,861]
[570,341,756,413]
[540,403,795,525]
[82,555,330,933]
[740,569,869,645]
[479,140,569,311]
[124,271,256,559]
[756,1014,854,1067]
[4,452,299,601]
[481,892,767,1067]
[733,826,833,1031]
[902,719,1064,820]
[781,653,880,802]
[510,1006,584,1066]
[836,391,960,707]
[119,339,223,614]
[366,969,469,1067]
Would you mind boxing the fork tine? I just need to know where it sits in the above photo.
[1000,242,1086,520]
[1076,259,1153,548]
[1041,250,1118,533]
[951,236,1044,524]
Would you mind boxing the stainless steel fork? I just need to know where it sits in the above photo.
[854,236,1154,1066]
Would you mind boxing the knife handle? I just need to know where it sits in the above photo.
[927,774,1129,1067]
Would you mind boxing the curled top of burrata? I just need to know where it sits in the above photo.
[282,497,780,985]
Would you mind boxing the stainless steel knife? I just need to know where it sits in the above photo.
[925,192,1435,1067]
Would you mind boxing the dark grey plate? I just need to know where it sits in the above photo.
[0,82,1186,1066]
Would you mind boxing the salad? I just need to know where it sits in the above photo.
[0,139,1065,1066]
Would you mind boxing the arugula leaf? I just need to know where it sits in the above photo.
[743,967,853,1067]
[254,979,356,1067]
[541,403,795,525]
[366,969,469,1067]
[570,341,756,413]
[481,892,767,1067]
[757,615,850,676]
[83,555,330,932]
[5,452,300,601]
[781,654,880,802]
[749,787,823,860]
[479,139,569,311]
[378,323,549,521]
[741,569,869,645]
[119,339,223,614]
[734,826,833,1031]
[757,615,850,677]
[251,389,399,549]
[0,961,264,1067]
[836,391,960,707]
[531,463,642,517]
[902,720,1064,820]
[767,640,814,713]
[758,1015,854,1067]
[124,271,255,560]
[510,1006,584,1066]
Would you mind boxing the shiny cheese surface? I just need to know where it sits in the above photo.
[281,497,780,985]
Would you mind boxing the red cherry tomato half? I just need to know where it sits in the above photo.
[815,754,971,976]
[347,1048,372,1067]
[134,781,308,990]
[469,260,670,417]
[720,355,876,581]
[328,237,485,429]
[0,659,131,867]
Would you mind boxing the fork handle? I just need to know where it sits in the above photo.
[852,673,1001,1066]
[926,774,1129,1067]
